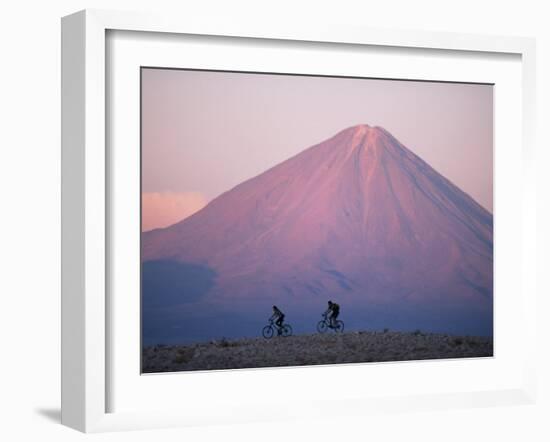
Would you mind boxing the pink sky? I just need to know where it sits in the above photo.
[142,69,493,232]
[142,191,208,231]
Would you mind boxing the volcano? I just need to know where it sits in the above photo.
[142,125,493,344]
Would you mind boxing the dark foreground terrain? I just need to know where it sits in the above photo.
[142,330,493,373]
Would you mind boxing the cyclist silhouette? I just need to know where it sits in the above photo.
[270,305,285,335]
[324,300,340,328]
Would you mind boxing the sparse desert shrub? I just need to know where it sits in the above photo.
[452,337,463,347]
[383,328,389,334]
[343,339,359,351]
[412,329,422,336]
[173,348,195,364]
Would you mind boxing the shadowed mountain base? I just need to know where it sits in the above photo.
[142,331,493,373]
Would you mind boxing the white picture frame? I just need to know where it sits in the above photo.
[61,9,537,433]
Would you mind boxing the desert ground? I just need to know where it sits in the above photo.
[142,330,493,373]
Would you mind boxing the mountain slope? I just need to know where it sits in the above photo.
[142,125,493,343]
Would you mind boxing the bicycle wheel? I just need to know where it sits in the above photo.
[262,325,274,339]
[317,320,328,334]
[334,320,344,333]
[282,324,293,337]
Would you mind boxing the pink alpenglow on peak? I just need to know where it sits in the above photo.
[142,125,493,344]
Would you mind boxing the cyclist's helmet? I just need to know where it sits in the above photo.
[328,300,333,306]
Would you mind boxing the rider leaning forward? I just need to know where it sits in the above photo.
[270,305,285,335]
[325,300,340,327]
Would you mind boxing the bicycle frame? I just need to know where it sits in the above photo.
[322,313,336,328]
[268,318,284,331]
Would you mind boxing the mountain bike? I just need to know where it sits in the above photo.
[262,319,293,339]
[317,313,344,333]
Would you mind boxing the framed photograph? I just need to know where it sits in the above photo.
[61,9,537,432]
[140,68,496,373]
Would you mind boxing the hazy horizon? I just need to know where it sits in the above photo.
[142,68,493,232]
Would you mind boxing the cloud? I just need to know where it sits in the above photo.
[142,191,208,232]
